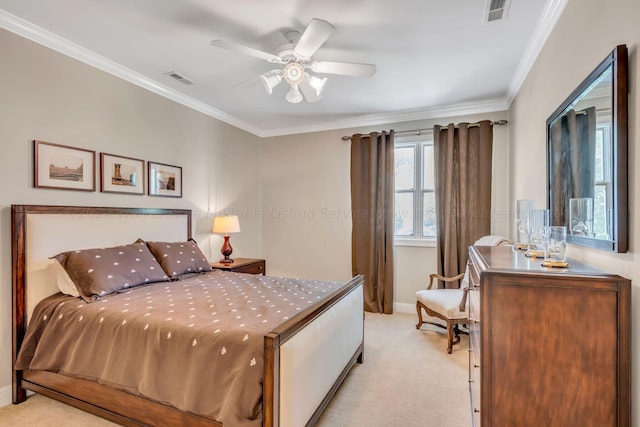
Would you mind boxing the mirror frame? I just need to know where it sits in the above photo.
[546,45,628,252]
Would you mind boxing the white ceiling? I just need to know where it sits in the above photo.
[0,0,566,137]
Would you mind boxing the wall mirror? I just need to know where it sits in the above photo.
[546,45,628,252]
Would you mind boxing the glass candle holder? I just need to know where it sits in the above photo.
[516,199,535,246]
[528,209,549,251]
[569,197,594,237]
[545,226,567,263]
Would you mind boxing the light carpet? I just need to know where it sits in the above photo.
[0,312,470,427]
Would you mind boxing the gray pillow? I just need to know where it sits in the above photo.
[53,241,170,302]
[145,239,212,279]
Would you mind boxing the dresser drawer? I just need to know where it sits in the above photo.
[468,286,480,321]
[468,258,480,288]
[233,261,265,275]
[469,350,481,427]
[211,258,266,275]
[469,318,481,359]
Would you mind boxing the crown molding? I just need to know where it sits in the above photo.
[0,9,263,136]
[506,0,569,105]
[259,98,510,137]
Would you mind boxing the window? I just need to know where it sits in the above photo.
[593,123,612,238]
[394,134,436,241]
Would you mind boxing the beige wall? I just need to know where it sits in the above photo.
[509,0,639,424]
[0,29,263,402]
[262,111,510,309]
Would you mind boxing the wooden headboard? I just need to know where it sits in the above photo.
[11,205,192,403]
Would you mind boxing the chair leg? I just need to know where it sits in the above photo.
[416,302,424,329]
[417,303,463,354]
[453,324,462,340]
[447,321,455,354]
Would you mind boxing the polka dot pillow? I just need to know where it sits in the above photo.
[52,241,170,302]
[145,239,212,279]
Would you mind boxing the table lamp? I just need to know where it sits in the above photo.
[212,215,240,264]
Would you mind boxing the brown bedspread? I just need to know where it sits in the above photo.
[17,270,342,426]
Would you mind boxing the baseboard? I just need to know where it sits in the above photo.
[394,302,415,314]
[0,384,12,408]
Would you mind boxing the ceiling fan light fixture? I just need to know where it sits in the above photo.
[211,18,377,104]
[260,71,282,95]
[285,84,303,104]
[284,62,305,85]
[308,75,328,96]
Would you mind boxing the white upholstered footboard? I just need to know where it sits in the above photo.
[279,284,364,427]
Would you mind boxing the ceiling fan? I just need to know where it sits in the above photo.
[211,18,376,104]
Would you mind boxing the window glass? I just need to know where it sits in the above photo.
[422,145,434,190]
[422,192,436,237]
[394,146,415,191]
[595,128,604,182]
[394,193,414,236]
[593,184,608,237]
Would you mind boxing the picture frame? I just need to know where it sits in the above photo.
[148,161,182,198]
[34,140,96,191]
[100,153,145,195]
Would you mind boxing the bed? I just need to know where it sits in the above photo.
[11,205,364,427]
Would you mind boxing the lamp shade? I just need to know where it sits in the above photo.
[308,75,328,96]
[285,84,303,104]
[212,215,240,234]
[260,71,282,95]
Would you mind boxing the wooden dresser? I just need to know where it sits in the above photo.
[467,246,630,427]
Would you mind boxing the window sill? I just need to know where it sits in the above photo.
[394,238,436,248]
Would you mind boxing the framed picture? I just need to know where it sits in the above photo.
[148,161,182,197]
[100,153,145,195]
[34,140,95,191]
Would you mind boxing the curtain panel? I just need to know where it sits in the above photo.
[350,131,394,313]
[549,108,596,228]
[434,122,493,289]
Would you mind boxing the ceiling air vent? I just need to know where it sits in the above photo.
[485,0,511,22]
[165,71,194,85]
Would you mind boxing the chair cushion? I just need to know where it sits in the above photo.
[416,289,467,319]
[474,235,512,246]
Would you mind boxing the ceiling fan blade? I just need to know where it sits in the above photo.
[294,18,335,59]
[211,39,280,63]
[311,61,377,77]
[299,76,322,103]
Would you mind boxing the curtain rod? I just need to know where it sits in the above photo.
[340,119,508,141]
[573,108,611,115]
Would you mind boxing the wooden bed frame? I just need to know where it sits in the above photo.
[12,205,364,426]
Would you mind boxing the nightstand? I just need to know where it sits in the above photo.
[210,258,266,275]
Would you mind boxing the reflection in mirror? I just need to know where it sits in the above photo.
[548,67,610,238]
[546,45,627,252]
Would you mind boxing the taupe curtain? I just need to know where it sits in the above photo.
[350,131,394,313]
[434,122,493,289]
[549,108,596,227]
